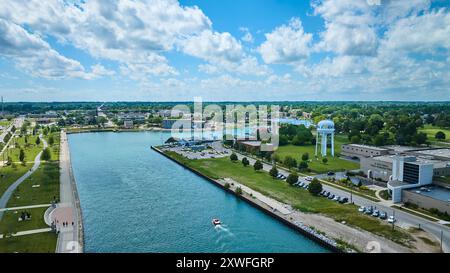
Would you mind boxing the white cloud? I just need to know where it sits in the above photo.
[0,18,101,80]
[258,18,313,64]
[239,27,254,43]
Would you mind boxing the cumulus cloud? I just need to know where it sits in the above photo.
[258,18,313,64]
[0,18,103,80]
[239,27,254,43]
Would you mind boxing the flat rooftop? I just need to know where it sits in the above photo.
[406,186,450,202]
[240,141,262,147]
[370,155,448,168]
[415,149,450,160]
[343,144,390,152]
[382,145,428,153]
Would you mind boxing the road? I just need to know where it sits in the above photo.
[0,134,47,220]
[233,151,450,252]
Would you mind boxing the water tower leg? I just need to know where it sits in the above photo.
[331,132,334,157]
[322,133,327,156]
[315,133,319,156]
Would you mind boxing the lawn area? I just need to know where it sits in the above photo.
[0,207,49,234]
[0,164,32,197]
[0,232,56,253]
[7,162,60,207]
[165,151,413,247]
[7,135,43,162]
[419,125,450,143]
[0,120,11,128]
[274,134,359,173]
[44,132,61,161]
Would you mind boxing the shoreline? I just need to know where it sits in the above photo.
[151,146,343,253]
[57,130,84,253]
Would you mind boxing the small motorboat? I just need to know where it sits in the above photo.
[212,218,221,226]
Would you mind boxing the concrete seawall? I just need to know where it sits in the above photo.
[57,130,84,253]
[151,146,342,253]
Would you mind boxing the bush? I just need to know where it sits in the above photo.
[308,178,323,195]
[284,156,297,169]
[35,137,41,145]
[253,160,263,171]
[322,157,328,164]
[269,166,279,178]
[242,157,250,167]
[286,172,299,185]
[41,148,51,161]
[224,183,230,189]
[435,131,446,140]
[235,187,243,195]
[298,161,308,170]
[19,149,25,162]
[230,153,238,162]
[301,153,309,161]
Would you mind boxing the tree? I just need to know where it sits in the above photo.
[301,152,309,162]
[235,187,243,195]
[48,135,55,146]
[230,153,238,162]
[242,157,250,167]
[322,157,328,164]
[308,178,323,195]
[269,166,279,178]
[35,137,41,145]
[41,148,51,161]
[286,172,299,185]
[19,149,25,162]
[350,135,361,144]
[298,161,308,170]
[284,156,297,169]
[253,160,263,171]
[435,131,446,140]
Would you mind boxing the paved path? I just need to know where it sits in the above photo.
[0,228,52,239]
[55,130,83,253]
[233,151,450,252]
[0,134,47,220]
[0,204,51,212]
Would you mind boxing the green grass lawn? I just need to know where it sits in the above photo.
[419,125,450,143]
[274,134,359,173]
[0,232,56,253]
[0,164,32,197]
[0,120,11,128]
[7,163,60,207]
[0,207,49,234]
[44,132,61,161]
[7,135,43,162]
[165,151,413,247]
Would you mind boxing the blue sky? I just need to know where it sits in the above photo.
[0,0,449,102]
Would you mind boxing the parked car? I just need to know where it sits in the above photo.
[298,182,305,187]
[372,210,380,217]
[358,206,365,212]
[323,191,330,197]
[303,184,308,189]
[328,194,335,199]
[379,211,387,220]
[305,176,314,181]
[388,216,396,223]
[327,171,335,176]
[364,207,373,215]
[333,196,340,201]
[339,197,349,204]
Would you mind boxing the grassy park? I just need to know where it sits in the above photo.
[274,134,359,173]
[419,125,450,144]
[0,122,60,253]
[7,162,60,207]
[165,151,414,247]
[0,232,57,253]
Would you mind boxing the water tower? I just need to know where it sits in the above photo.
[315,120,335,157]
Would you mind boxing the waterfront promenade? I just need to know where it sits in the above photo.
[55,130,83,253]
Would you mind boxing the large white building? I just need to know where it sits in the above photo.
[388,156,434,203]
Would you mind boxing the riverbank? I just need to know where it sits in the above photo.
[151,146,343,253]
[56,130,83,253]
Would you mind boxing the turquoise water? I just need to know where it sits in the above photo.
[68,132,328,253]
